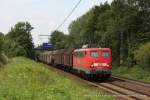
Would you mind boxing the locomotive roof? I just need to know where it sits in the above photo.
[74,48,110,52]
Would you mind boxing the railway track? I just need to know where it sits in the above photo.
[44,64,150,100]
[97,81,149,100]
[112,76,150,88]
[85,77,150,100]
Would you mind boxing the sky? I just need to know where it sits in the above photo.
[0,0,112,46]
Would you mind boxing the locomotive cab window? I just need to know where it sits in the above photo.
[90,51,99,57]
[79,51,86,57]
[74,51,86,57]
[102,51,109,57]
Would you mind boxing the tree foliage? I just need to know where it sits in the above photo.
[50,0,150,67]
[134,42,150,68]
[4,40,27,57]
[68,0,150,66]
[0,32,8,67]
[50,31,68,49]
[4,22,34,58]
[0,33,4,52]
[0,22,34,66]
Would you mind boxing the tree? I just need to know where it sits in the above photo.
[0,32,8,67]
[134,42,150,68]
[50,30,67,49]
[0,32,4,52]
[50,0,150,67]
[111,0,150,65]
[4,39,27,57]
[5,22,34,58]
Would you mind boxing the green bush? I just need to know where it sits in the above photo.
[134,42,150,68]
[0,53,9,67]
[4,40,27,58]
[0,34,8,67]
[0,33,4,52]
[112,65,150,82]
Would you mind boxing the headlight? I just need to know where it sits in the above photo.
[91,63,109,67]
[93,63,99,66]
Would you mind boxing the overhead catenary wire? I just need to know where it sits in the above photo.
[38,0,82,45]
[56,0,82,30]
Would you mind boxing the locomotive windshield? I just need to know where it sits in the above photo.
[102,51,109,57]
[90,51,99,57]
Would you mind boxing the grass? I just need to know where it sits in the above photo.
[0,57,114,100]
[112,65,150,82]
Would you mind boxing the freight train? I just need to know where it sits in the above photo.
[36,46,112,80]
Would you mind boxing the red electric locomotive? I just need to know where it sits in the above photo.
[73,47,112,80]
[37,45,112,80]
